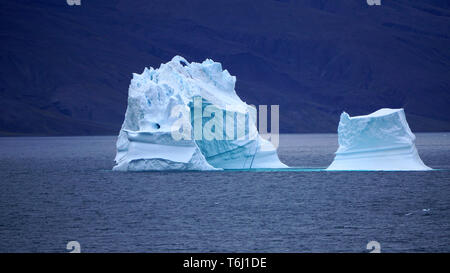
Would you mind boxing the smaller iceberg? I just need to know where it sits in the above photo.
[327,108,431,171]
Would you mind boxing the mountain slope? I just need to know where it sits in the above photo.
[1,0,449,135]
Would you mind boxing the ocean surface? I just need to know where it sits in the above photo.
[0,133,449,253]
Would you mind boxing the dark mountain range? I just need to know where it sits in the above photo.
[1,0,449,135]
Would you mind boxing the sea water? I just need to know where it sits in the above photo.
[0,133,449,252]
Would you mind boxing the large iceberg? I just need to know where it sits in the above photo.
[327,108,431,171]
[113,56,286,171]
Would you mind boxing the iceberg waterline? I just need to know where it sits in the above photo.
[113,56,286,171]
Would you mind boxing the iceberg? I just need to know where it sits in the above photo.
[327,108,431,171]
[113,56,286,171]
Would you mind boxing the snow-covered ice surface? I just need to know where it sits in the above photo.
[113,56,286,171]
[327,108,431,171]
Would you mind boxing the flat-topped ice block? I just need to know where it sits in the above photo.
[327,108,431,171]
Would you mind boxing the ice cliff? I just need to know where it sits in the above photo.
[113,56,286,171]
[327,108,431,171]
